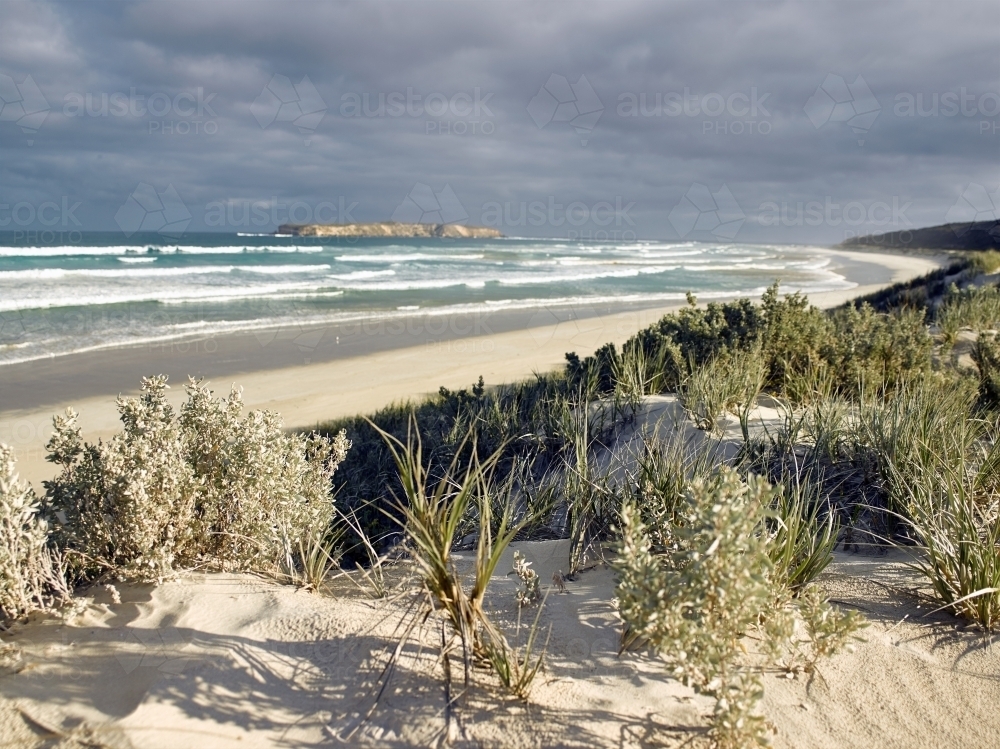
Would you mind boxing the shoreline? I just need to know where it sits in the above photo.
[0,248,944,488]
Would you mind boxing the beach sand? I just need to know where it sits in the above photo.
[0,249,942,491]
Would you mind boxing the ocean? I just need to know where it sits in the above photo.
[0,232,854,367]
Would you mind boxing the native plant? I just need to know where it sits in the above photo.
[938,282,1000,345]
[44,380,198,580]
[485,598,550,701]
[0,444,69,622]
[765,478,838,592]
[615,468,862,748]
[681,345,766,432]
[44,376,349,581]
[371,416,551,706]
[972,332,1000,405]
[179,378,349,571]
[889,438,1000,631]
[512,550,541,607]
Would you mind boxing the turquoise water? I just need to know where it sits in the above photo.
[0,232,853,365]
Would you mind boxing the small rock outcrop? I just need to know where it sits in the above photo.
[277,222,504,239]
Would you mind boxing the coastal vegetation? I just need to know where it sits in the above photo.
[5,252,1000,745]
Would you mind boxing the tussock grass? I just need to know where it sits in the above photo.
[905,476,1000,630]
[681,345,767,432]
[373,417,547,702]
[968,249,1000,275]
[939,282,1000,345]
[283,527,344,592]
[766,477,838,592]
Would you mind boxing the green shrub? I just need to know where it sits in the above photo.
[615,468,863,747]
[615,470,791,748]
[44,376,349,581]
[827,304,932,394]
[45,379,199,580]
[180,378,349,570]
[843,260,967,313]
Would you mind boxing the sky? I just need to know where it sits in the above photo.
[0,0,998,245]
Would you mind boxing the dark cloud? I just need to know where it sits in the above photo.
[0,0,997,244]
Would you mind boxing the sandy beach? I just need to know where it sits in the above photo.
[0,249,942,490]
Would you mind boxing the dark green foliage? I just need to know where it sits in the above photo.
[316,372,624,560]
[313,271,944,559]
[827,304,932,394]
[844,259,969,313]
[972,332,1000,405]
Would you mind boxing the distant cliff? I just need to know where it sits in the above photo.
[839,221,1000,251]
[277,222,504,239]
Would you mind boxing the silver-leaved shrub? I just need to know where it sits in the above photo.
[44,376,349,581]
[615,468,861,749]
[0,443,69,620]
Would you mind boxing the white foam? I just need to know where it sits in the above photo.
[0,264,330,280]
[0,244,326,257]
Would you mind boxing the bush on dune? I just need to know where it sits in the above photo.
[620,283,933,401]
[615,468,861,749]
[44,375,349,582]
[0,444,69,621]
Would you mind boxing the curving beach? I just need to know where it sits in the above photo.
[0,248,941,490]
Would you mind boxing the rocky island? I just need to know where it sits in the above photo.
[277,222,504,238]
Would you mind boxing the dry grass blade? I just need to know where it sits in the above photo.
[484,593,551,701]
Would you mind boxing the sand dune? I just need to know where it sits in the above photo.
[1,539,996,748]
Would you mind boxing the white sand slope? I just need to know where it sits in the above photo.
[0,541,998,748]
[0,545,711,748]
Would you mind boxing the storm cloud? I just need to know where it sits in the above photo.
[0,0,997,244]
